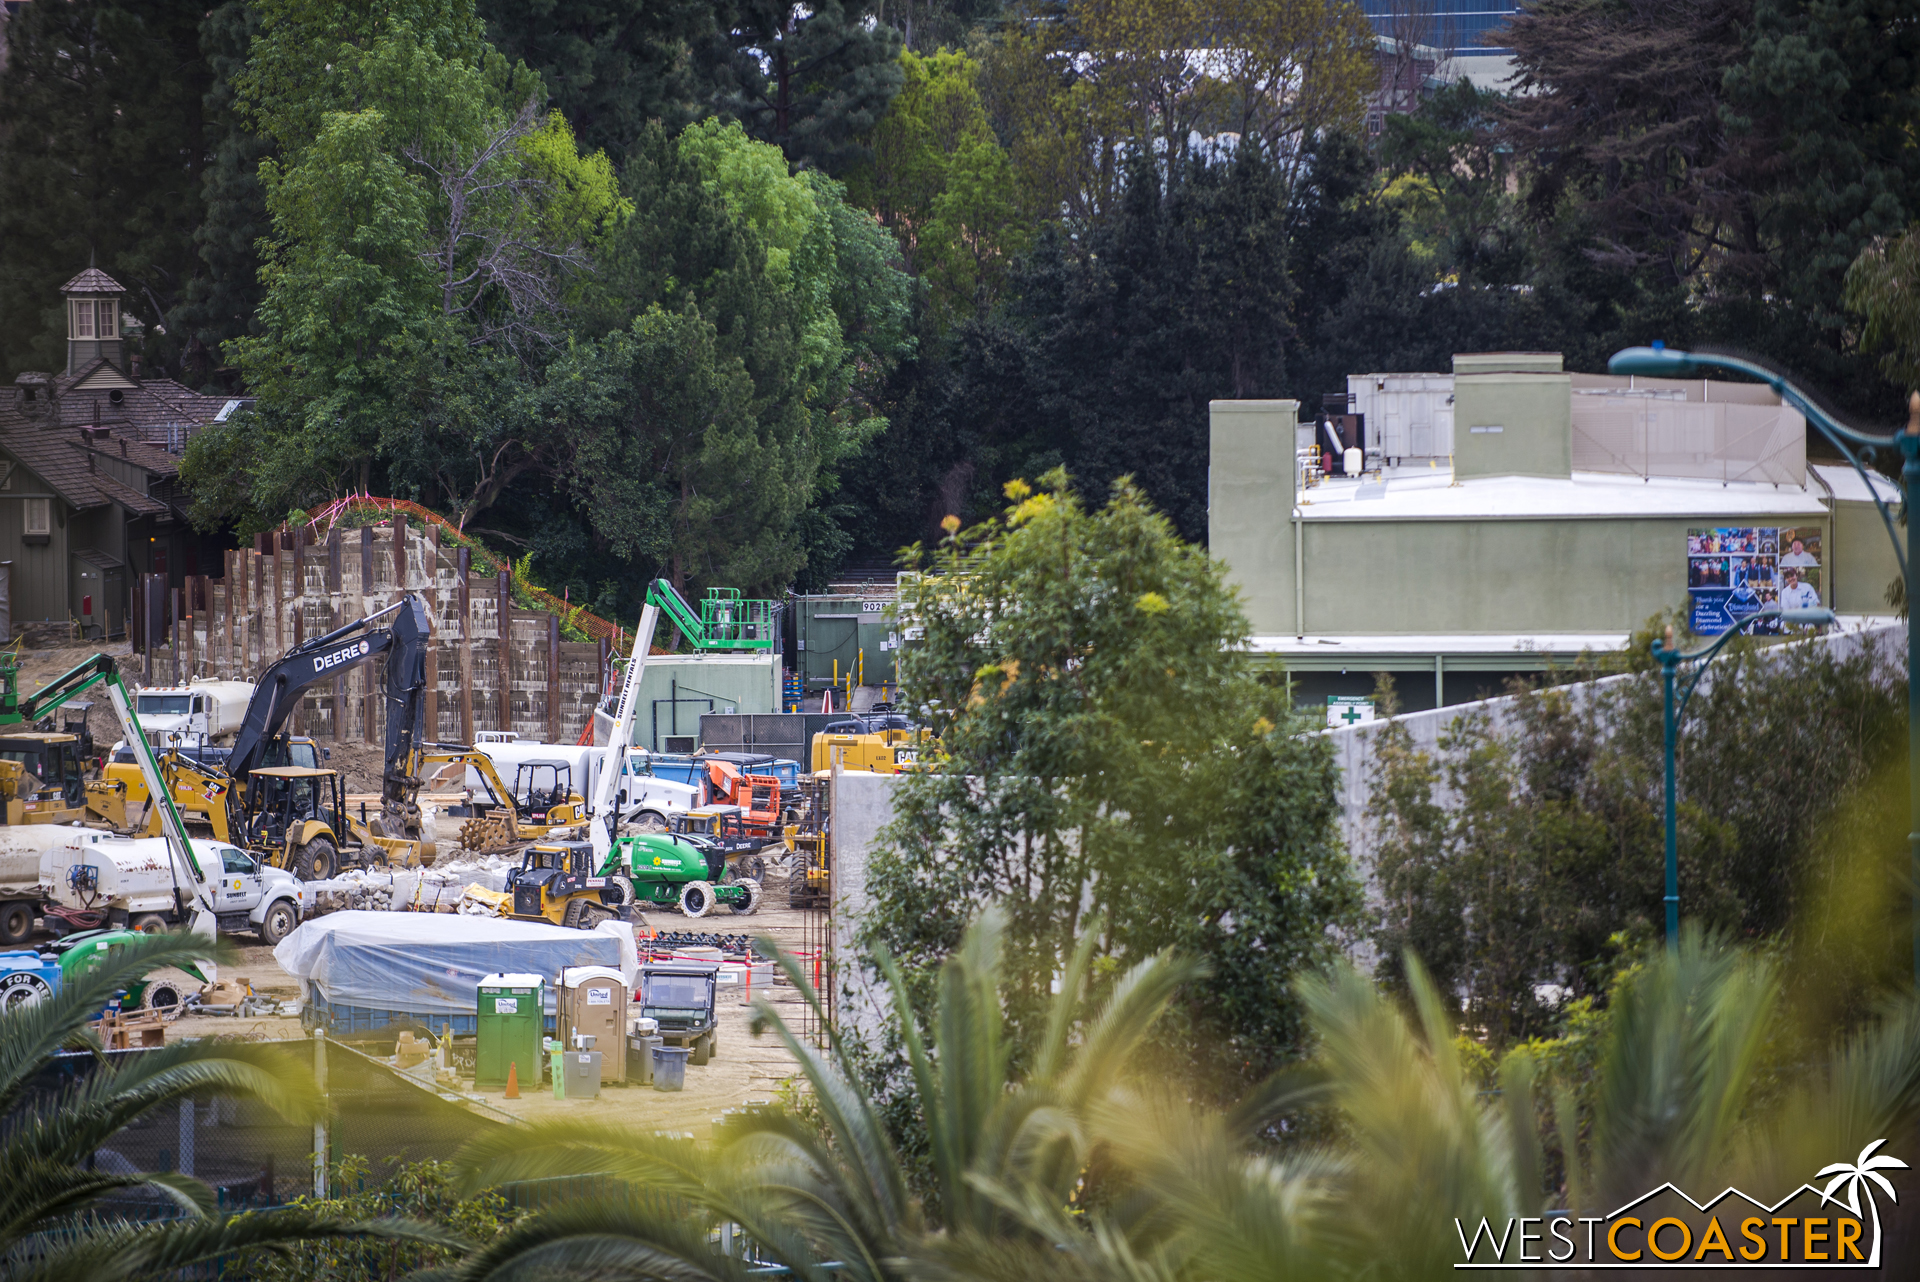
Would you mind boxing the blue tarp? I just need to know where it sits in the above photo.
[275,911,620,1016]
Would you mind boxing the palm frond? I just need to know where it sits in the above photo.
[6,1209,463,1282]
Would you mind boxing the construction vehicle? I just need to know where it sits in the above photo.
[234,765,362,882]
[638,960,720,1064]
[98,735,325,836]
[46,927,214,1012]
[43,832,304,943]
[0,729,89,824]
[436,748,585,852]
[809,714,929,774]
[644,578,775,652]
[133,597,436,877]
[130,680,255,751]
[504,839,634,929]
[0,652,291,942]
[613,831,761,917]
[785,774,831,908]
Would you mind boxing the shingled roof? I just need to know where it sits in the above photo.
[0,361,236,517]
[60,268,125,295]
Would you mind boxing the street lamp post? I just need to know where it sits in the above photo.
[1612,345,1918,973]
[1653,606,1839,946]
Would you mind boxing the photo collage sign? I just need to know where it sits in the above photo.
[1686,526,1823,634]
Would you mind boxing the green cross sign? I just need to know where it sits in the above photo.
[1339,705,1366,724]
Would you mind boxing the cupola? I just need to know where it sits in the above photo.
[61,267,127,377]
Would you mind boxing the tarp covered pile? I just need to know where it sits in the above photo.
[274,910,636,1016]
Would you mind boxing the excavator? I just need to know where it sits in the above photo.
[112,597,442,879]
[0,651,115,826]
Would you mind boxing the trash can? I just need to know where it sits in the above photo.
[652,1044,691,1092]
[564,1043,603,1100]
[476,973,545,1090]
[558,966,628,1084]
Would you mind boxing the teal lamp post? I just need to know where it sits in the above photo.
[1612,344,1918,969]
[1653,606,1839,945]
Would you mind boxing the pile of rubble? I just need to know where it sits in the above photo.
[302,851,523,917]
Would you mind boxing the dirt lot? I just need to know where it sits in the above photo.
[51,870,829,1138]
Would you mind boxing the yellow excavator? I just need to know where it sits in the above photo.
[405,746,585,853]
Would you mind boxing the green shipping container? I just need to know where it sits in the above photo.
[476,973,545,1090]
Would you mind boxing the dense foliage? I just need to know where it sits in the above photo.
[1367,622,1909,1044]
[6,0,1917,593]
[862,473,1360,1090]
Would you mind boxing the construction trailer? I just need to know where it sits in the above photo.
[785,590,902,698]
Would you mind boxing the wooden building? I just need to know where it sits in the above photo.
[0,268,236,638]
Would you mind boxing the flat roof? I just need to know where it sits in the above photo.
[1295,470,1830,521]
[1811,463,1902,504]
[1248,616,1892,671]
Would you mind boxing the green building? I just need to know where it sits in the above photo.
[1210,352,1902,711]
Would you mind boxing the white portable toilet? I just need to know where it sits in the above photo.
[557,965,628,1084]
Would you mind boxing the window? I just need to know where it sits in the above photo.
[23,498,50,537]
[97,300,116,337]
[220,847,257,875]
[71,300,92,339]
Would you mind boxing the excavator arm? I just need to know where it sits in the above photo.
[225,595,433,788]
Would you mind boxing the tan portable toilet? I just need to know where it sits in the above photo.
[558,966,629,1084]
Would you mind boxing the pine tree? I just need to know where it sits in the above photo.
[476,0,721,164]
[0,0,213,377]
[174,0,270,387]
[704,0,903,175]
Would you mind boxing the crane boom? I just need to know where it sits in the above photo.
[590,604,659,862]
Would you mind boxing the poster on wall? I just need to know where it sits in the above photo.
[1686,526,1823,635]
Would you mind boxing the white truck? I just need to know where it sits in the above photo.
[132,679,254,750]
[467,733,697,831]
[0,829,62,944]
[40,830,305,944]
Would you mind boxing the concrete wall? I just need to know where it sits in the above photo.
[1323,621,1907,888]
[139,521,610,746]
[1207,399,1300,636]
[1227,511,1830,637]
[1453,370,1572,480]
[829,769,899,1040]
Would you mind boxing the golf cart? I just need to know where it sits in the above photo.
[639,960,720,1065]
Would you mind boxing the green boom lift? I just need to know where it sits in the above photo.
[644,579,776,652]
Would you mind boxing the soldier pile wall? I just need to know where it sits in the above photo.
[132,520,609,745]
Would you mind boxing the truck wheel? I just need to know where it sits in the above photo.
[634,810,668,833]
[607,874,635,909]
[140,981,185,1013]
[0,901,33,945]
[294,838,337,882]
[258,901,297,945]
[731,879,762,916]
[129,913,169,935]
[690,1031,712,1066]
[679,880,715,918]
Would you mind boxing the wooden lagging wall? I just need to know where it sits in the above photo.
[136,520,611,746]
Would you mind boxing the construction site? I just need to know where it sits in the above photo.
[0,511,922,1200]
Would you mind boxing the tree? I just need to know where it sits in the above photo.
[174,1,272,386]
[864,472,1359,1088]
[1846,226,1920,392]
[186,0,622,534]
[0,933,451,1277]
[1367,622,1907,1043]
[476,0,722,162]
[1726,0,1920,340]
[1501,0,1766,291]
[846,50,1031,326]
[704,0,904,175]
[1015,151,1295,540]
[0,0,214,378]
[977,0,1372,223]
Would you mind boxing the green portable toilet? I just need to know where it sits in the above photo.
[476,972,545,1090]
